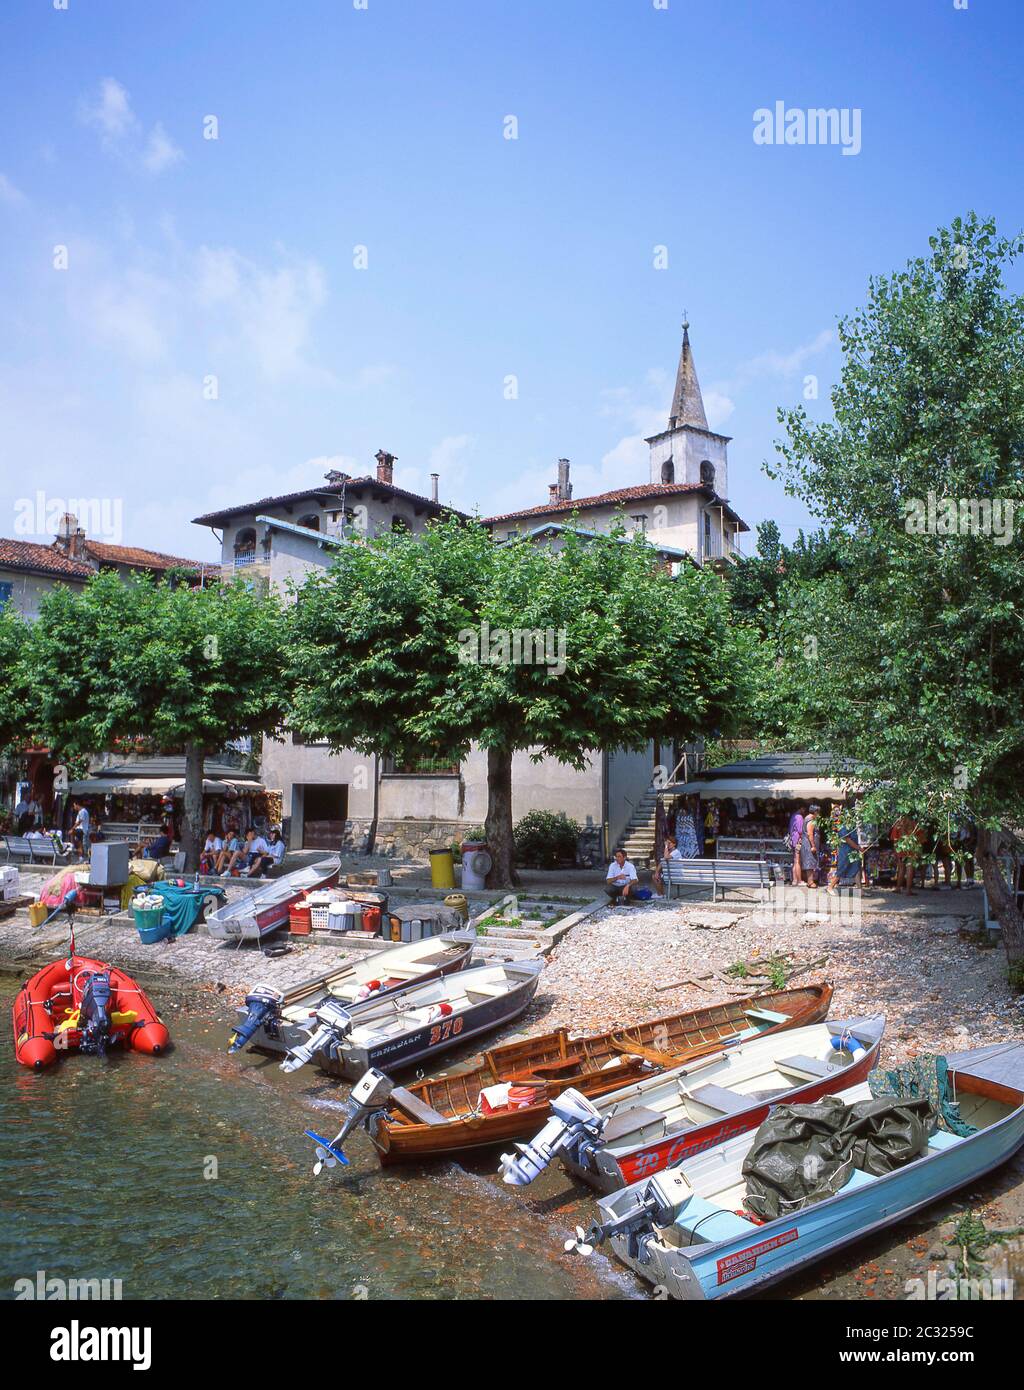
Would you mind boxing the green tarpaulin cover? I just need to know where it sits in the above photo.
[742,1094,934,1221]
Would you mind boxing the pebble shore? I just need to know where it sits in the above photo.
[528,893,1024,1062]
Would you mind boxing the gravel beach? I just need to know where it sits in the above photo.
[528,892,1024,1062]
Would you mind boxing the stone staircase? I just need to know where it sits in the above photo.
[616,787,661,868]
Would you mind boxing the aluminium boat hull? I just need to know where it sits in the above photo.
[312,960,544,1080]
[564,1017,885,1193]
[206,856,341,942]
[240,930,477,1054]
[597,1044,1024,1299]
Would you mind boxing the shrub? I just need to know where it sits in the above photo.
[513,810,581,869]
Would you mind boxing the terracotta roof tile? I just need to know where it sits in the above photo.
[483,481,748,529]
[0,538,93,580]
[84,541,202,571]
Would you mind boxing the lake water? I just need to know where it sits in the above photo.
[0,978,630,1301]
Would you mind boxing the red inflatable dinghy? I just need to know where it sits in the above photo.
[13,952,169,1070]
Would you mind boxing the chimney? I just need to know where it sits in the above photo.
[430,473,439,503]
[557,458,572,501]
[56,511,86,558]
[548,484,559,504]
[375,449,396,485]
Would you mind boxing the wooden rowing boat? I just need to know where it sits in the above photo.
[367,983,833,1164]
[500,1016,885,1191]
[589,1042,1024,1299]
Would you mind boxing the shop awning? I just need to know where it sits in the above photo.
[69,775,262,796]
[660,775,858,801]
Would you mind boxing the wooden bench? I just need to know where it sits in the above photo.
[662,856,774,903]
[1,834,75,866]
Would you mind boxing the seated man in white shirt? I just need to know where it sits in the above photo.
[605,849,638,905]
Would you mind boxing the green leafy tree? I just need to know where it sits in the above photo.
[0,604,38,755]
[288,516,752,886]
[768,213,1024,967]
[28,572,290,869]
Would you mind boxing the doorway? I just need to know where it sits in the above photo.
[298,783,349,849]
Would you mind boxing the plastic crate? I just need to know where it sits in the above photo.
[289,905,312,935]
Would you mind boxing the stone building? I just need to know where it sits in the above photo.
[191,324,749,862]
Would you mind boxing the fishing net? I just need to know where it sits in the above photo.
[868,1054,976,1137]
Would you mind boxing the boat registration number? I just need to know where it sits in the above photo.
[428,1017,464,1046]
[717,1228,798,1284]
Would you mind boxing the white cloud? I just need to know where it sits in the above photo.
[81,77,137,140]
[89,270,171,361]
[142,122,184,174]
[0,173,26,206]
[79,78,183,176]
[196,245,329,381]
[703,390,735,429]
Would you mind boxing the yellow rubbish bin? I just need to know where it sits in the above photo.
[429,848,456,890]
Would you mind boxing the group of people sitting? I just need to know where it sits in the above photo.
[199,826,286,878]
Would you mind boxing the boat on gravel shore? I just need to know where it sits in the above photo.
[281,959,544,1079]
[361,983,833,1165]
[499,1014,885,1190]
[206,856,341,945]
[580,1043,1024,1300]
[228,929,477,1055]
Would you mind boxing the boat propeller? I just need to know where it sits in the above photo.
[499,1088,605,1185]
[303,1068,395,1176]
[305,1131,351,1174]
[563,1226,595,1257]
[280,999,354,1074]
[569,1170,693,1265]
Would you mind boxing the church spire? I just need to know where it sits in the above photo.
[668,317,708,431]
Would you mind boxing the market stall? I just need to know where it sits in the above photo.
[68,757,276,852]
[658,753,861,882]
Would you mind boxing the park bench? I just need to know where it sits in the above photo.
[662,856,774,903]
[1,833,76,866]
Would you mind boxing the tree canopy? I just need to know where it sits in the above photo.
[288,516,753,884]
[28,572,290,867]
[765,212,1024,966]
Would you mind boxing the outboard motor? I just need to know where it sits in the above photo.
[78,971,113,1056]
[228,986,284,1054]
[280,999,353,1075]
[304,1068,395,1174]
[499,1088,605,1185]
[579,1169,693,1265]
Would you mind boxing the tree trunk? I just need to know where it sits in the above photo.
[181,740,205,873]
[484,746,520,889]
[975,826,1024,970]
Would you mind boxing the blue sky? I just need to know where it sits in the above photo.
[2,0,1022,561]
